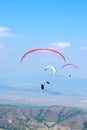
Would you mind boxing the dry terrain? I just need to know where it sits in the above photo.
[0,105,87,130]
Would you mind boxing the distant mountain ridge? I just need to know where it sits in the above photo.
[0,105,87,130]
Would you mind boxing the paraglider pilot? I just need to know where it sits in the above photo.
[46,81,50,84]
[41,84,44,90]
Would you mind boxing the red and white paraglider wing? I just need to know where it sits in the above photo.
[20,48,66,63]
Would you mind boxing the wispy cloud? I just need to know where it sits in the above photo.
[0,27,15,38]
[49,42,71,49]
[78,47,87,51]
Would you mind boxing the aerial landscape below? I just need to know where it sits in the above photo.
[0,105,87,130]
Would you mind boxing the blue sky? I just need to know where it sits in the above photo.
[0,0,87,108]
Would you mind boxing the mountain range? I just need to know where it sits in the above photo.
[0,105,87,130]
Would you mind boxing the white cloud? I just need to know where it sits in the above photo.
[49,42,71,49]
[78,47,87,51]
[0,27,10,31]
[0,27,15,38]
